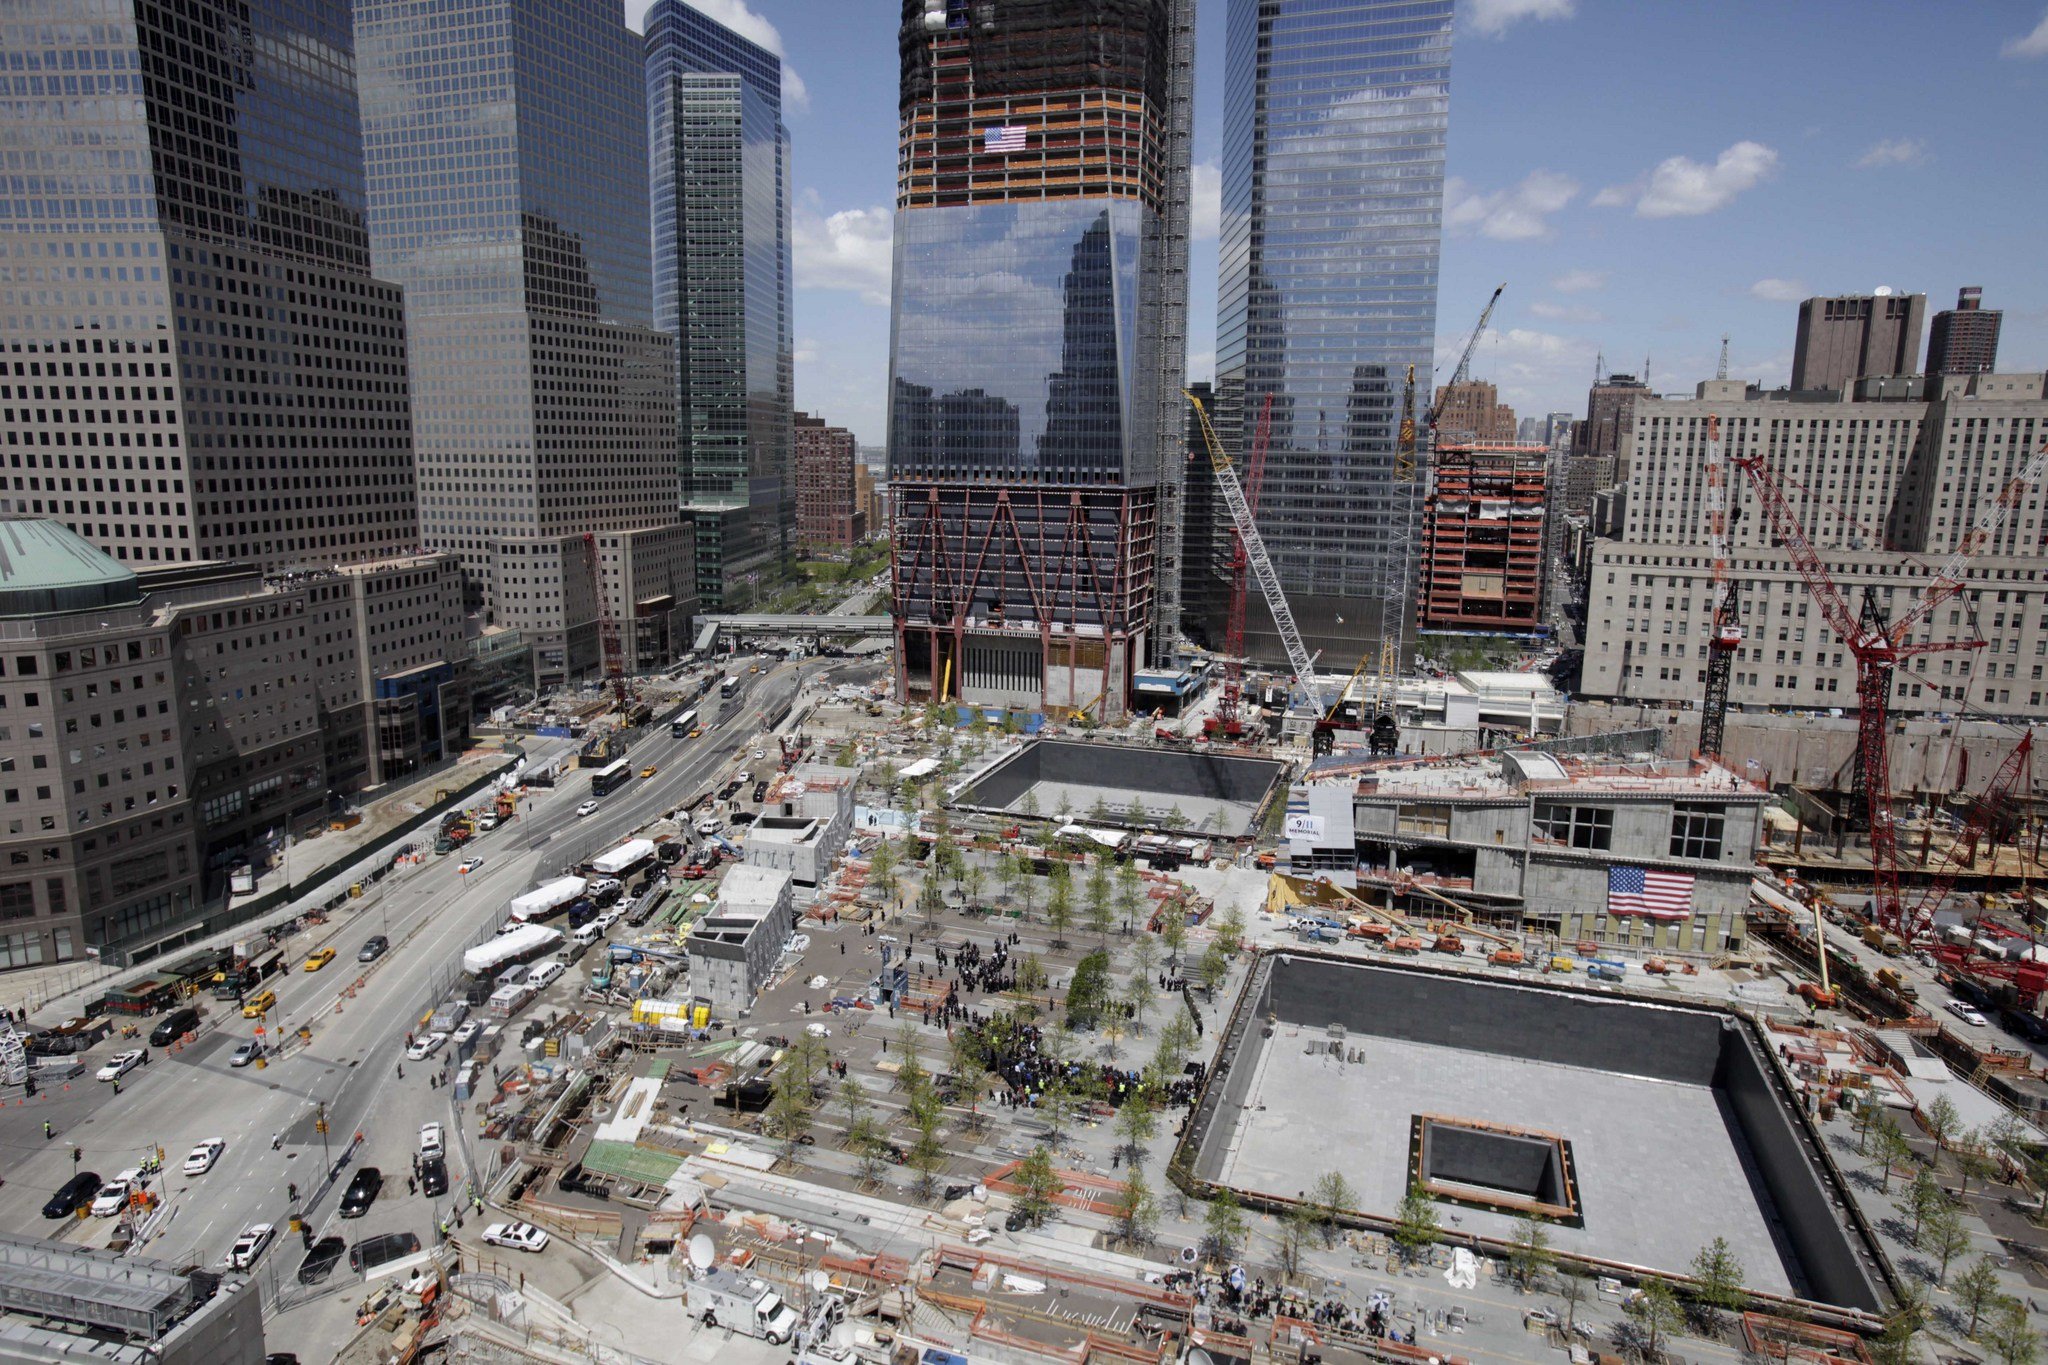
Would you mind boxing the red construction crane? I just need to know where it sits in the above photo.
[1205,393,1273,739]
[1904,728,2033,931]
[1733,437,2048,938]
[581,532,630,711]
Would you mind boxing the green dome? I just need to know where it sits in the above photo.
[0,519,143,619]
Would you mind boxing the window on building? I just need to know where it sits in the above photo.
[1532,804,1614,850]
[1670,804,1726,861]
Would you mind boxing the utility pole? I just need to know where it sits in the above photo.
[315,1099,332,1172]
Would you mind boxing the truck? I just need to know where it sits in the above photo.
[1861,924,1904,956]
[462,924,564,978]
[1875,967,1919,1002]
[685,1268,799,1345]
[508,876,588,923]
[588,838,657,879]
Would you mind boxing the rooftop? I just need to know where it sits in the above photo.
[747,816,825,847]
[1351,750,1763,802]
[719,865,792,906]
[0,520,140,618]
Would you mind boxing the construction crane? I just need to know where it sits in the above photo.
[1733,436,2048,938]
[1186,390,1326,721]
[580,532,631,711]
[1699,415,1742,761]
[1444,284,1506,393]
[1206,394,1274,739]
[1906,729,2034,931]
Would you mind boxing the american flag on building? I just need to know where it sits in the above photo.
[1606,865,1694,920]
[984,125,1027,153]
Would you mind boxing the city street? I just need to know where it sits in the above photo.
[0,661,811,1308]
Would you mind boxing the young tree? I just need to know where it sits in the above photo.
[955,1057,993,1132]
[1102,1014,1128,1064]
[962,859,988,915]
[1924,1203,1972,1288]
[845,1114,888,1185]
[906,1087,947,1197]
[1853,1091,1884,1155]
[1089,796,1113,824]
[1875,1116,1914,1192]
[1196,940,1231,1000]
[917,873,946,929]
[1924,1093,1963,1152]
[839,1074,868,1131]
[1066,949,1116,1029]
[1112,1169,1156,1247]
[1555,1265,1590,1336]
[869,837,899,899]
[1309,1170,1357,1244]
[1990,1295,2041,1365]
[1160,906,1189,968]
[895,1021,928,1096]
[1085,861,1115,942]
[1039,1072,1079,1145]
[1955,1256,2005,1339]
[1017,953,1050,997]
[1686,1236,1747,1329]
[1047,877,1075,950]
[767,1059,816,1158]
[1130,929,1160,978]
[1906,1166,1945,1246]
[1871,1283,1928,1365]
[1391,1183,1439,1266]
[1114,1091,1158,1161]
[1014,854,1040,923]
[1508,1217,1554,1290]
[1277,1203,1317,1279]
[1123,973,1156,1033]
[1154,1015,1197,1075]
[1203,1188,1247,1259]
[1956,1131,2001,1201]
[1013,1145,1066,1228]
[1626,1279,1684,1359]
[1115,860,1144,934]
[996,856,1021,914]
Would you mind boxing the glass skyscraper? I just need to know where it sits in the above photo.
[888,0,1194,720]
[646,0,795,612]
[356,0,695,688]
[1215,0,1453,666]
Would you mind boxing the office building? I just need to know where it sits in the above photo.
[1179,380,1231,651]
[1416,445,1548,632]
[888,0,1195,719]
[1574,372,1649,465]
[356,0,694,691]
[1214,0,1454,668]
[1581,372,2048,718]
[1926,287,2002,377]
[1790,291,1926,391]
[1545,411,1576,448]
[1432,380,1517,445]
[646,0,795,610]
[792,412,865,552]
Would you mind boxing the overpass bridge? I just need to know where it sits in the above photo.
[694,613,893,651]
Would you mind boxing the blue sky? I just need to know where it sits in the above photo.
[626,0,2048,446]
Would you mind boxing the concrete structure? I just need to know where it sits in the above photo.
[647,0,795,610]
[745,765,856,886]
[355,0,694,690]
[687,864,793,1018]
[792,413,866,552]
[965,739,1283,839]
[888,0,1195,718]
[0,1234,266,1363]
[1581,372,2048,719]
[1926,286,2002,377]
[1416,445,1548,633]
[1312,746,1766,953]
[1791,291,1927,392]
[1186,955,1886,1313]
[1215,0,1452,669]
[1431,380,1517,445]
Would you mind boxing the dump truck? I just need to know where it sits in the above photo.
[685,1268,799,1345]
[1875,967,1918,1002]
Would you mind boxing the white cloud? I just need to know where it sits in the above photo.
[2003,9,2048,57]
[625,0,809,112]
[1463,0,1575,38]
[1550,269,1606,294]
[780,66,809,114]
[1443,170,1579,241]
[1529,300,1605,324]
[1434,326,1597,414]
[1190,161,1220,242]
[1593,141,1778,218]
[1185,349,1216,384]
[792,200,894,306]
[792,336,818,366]
[1855,137,1927,169]
[1748,277,1807,303]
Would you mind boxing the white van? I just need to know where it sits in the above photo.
[572,923,603,948]
[528,958,565,989]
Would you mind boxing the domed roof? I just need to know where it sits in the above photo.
[0,519,142,619]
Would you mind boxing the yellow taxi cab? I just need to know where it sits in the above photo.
[640,765,659,779]
[242,989,277,1018]
[303,947,336,972]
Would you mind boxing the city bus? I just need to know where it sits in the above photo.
[669,708,700,739]
[588,758,632,797]
[720,676,742,699]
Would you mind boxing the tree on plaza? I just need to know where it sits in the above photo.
[1309,1170,1356,1244]
[869,837,899,900]
[905,1083,947,1197]
[1508,1217,1554,1290]
[1278,1203,1316,1279]
[1202,1187,1247,1260]
[1114,1089,1158,1161]
[1102,1014,1128,1064]
[1014,854,1040,923]
[996,856,1021,914]
[838,1075,868,1130]
[1391,1183,1439,1266]
[1017,953,1050,997]
[767,1060,815,1157]
[1046,876,1076,950]
[879,766,902,808]
[1012,1146,1065,1228]
[1123,973,1155,1033]
[1066,949,1116,1029]
[1085,861,1115,942]
[845,1114,888,1185]
[961,858,987,914]
[1686,1236,1747,1330]
[1625,1278,1684,1360]
[1163,803,1191,831]
[1871,1283,1928,1365]
[894,1021,927,1095]
[1955,1256,2005,1339]
[1196,940,1231,1000]
[1130,930,1159,978]
[1021,789,1040,819]
[1112,1168,1156,1247]
[1089,796,1113,823]
[1124,797,1148,827]
[1039,1072,1079,1145]
[1211,907,1247,954]
[1924,1202,1972,1288]
[1990,1295,2041,1365]
[1874,1115,1914,1192]
[1852,1091,1884,1154]
[1554,1265,1590,1336]
[1924,1093,1962,1152]
[1956,1130,2001,1201]
[954,1057,994,1132]
[917,873,945,929]
[1905,1167,1944,1246]
[1160,905,1189,968]
[1154,1015,1197,1075]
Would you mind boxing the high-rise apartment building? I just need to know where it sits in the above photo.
[646,0,795,611]
[888,0,1195,719]
[1432,380,1517,445]
[1790,291,1927,391]
[1215,0,1453,667]
[356,0,695,690]
[1926,287,2002,377]
[1582,373,2048,718]
[792,412,865,551]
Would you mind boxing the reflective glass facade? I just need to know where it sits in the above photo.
[646,0,794,611]
[1216,0,1452,661]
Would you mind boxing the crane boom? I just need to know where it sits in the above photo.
[1891,438,2048,640]
[1435,283,1505,417]
[1187,390,1325,719]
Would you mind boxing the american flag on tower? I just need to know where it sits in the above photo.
[984,125,1027,153]
[1607,865,1694,920]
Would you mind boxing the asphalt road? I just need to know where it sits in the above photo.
[0,661,811,1296]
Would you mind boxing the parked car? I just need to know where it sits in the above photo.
[405,1032,448,1061]
[184,1138,226,1175]
[1948,1000,1990,1027]
[149,1007,201,1048]
[229,1039,265,1068]
[420,1155,449,1198]
[452,1020,483,1048]
[338,1167,383,1219]
[350,1231,421,1273]
[481,1221,551,1253]
[91,1170,145,1217]
[43,1172,101,1219]
[96,1049,147,1082]
[297,1236,347,1284]
[577,800,600,818]
[357,936,389,963]
[418,1122,444,1159]
[228,1222,276,1269]
[302,947,337,972]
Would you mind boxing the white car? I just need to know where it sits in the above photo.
[229,1038,264,1068]
[183,1138,226,1175]
[92,1169,145,1217]
[419,1121,445,1159]
[695,817,724,836]
[457,856,485,874]
[1948,1000,1989,1027]
[481,1221,551,1253]
[406,1032,449,1061]
[227,1222,276,1269]
[576,800,600,818]
[96,1049,146,1083]
[452,1020,483,1048]
[595,907,626,932]
[735,769,752,785]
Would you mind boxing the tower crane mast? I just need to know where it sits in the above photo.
[1700,415,1742,760]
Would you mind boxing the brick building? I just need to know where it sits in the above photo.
[792,412,866,552]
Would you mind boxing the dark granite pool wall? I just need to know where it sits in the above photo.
[966,739,1284,820]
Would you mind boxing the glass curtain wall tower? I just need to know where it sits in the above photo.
[646,0,795,612]
[1214,0,1453,667]
[888,0,1195,721]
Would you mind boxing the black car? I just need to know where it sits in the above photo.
[419,1155,449,1198]
[338,1166,383,1219]
[43,1171,101,1219]
[296,1236,346,1284]
[149,1006,201,1048]
[751,781,768,803]
[357,935,389,963]
[350,1230,421,1273]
